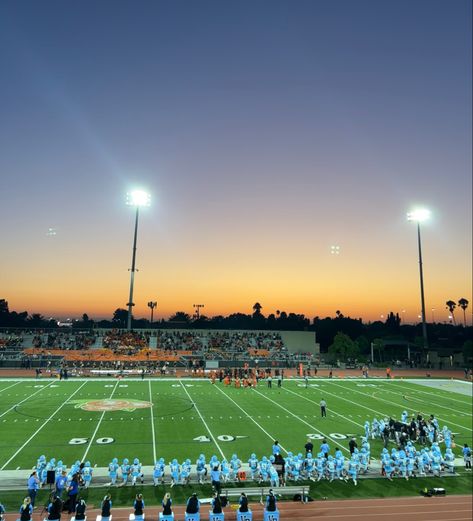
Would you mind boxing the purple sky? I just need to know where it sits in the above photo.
[0,0,471,321]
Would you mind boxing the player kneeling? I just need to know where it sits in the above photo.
[108,458,119,486]
[347,458,358,486]
[170,459,180,488]
[82,462,93,488]
[229,454,241,482]
[196,455,207,484]
[180,459,191,485]
[153,458,165,486]
[120,459,130,487]
[131,458,143,486]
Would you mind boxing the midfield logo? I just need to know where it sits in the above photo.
[70,399,153,412]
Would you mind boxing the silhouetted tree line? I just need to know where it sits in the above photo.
[1,299,471,357]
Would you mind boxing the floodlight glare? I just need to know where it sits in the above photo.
[406,206,431,353]
[127,190,151,207]
[125,189,151,330]
[407,208,430,222]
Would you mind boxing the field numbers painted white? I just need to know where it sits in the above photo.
[306,433,324,440]
[69,437,115,445]
[96,437,114,444]
[306,433,347,440]
[193,435,211,443]
[217,435,235,442]
[69,438,88,445]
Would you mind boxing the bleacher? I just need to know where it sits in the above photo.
[0,327,320,370]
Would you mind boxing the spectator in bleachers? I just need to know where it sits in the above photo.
[238,493,249,513]
[19,497,33,521]
[133,494,145,520]
[265,490,277,512]
[185,493,200,515]
[100,494,112,520]
[161,493,172,516]
[211,493,222,515]
[75,498,87,521]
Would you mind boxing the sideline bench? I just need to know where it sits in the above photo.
[220,485,308,502]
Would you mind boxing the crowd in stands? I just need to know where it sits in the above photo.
[0,332,24,349]
[155,330,204,351]
[32,332,96,350]
[103,331,149,353]
[18,330,298,367]
[209,331,285,355]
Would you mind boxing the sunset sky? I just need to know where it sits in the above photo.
[0,0,471,323]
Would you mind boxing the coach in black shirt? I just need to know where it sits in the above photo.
[305,439,314,456]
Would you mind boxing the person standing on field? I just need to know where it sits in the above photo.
[320,398,327,417]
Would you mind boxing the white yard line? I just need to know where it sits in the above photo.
[178,379,226,460]
[148,379,157,463]
[0,380,56,419]
[328,381,472,432]
[213,384,288,454]
[251,388,350,453]
[377,385,472,417]
[283,386,365,430]
[1,381,88,470]
[293,381,388,419]
[388,381,472,408]
[0,381,21,394]
[81,380,120,462]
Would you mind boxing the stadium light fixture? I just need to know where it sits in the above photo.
[126,190,151,330]
[127,190,151,208]
[407,208,430,222]
[407,207,431,355]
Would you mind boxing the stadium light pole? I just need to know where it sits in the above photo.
[148,301,157,324]
[126,190,151,331]
[407,208,430,355]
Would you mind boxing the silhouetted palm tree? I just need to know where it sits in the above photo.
[458,298,469,326]
[446,300,457,325]
[253,302,262,316]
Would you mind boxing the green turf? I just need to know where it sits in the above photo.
[0,378,471,470]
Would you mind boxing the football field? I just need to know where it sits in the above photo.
[0,377,471,471]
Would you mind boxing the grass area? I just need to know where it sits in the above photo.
[0,378,471,469]
[0,377,471,507]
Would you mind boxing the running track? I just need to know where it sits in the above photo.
[3,495,471,521]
